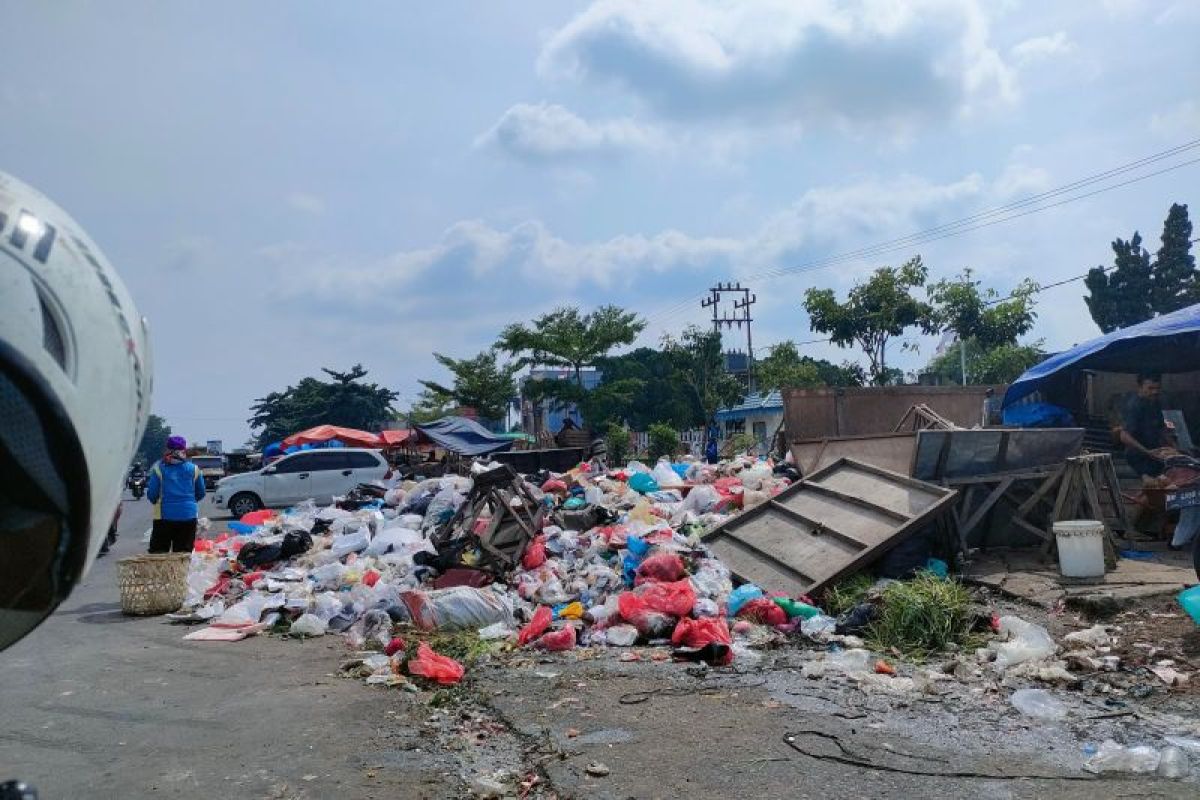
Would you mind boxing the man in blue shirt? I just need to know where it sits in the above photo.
[146,435,206,553]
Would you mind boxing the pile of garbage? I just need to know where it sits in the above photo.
[172,456,807,680]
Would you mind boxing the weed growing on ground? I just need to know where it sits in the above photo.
[866,573,976,659]
[821,573,875,617]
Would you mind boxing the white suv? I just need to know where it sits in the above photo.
[212,448,388,517]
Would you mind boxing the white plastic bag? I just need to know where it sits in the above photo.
[330,530,370,558]
[289,613,327,637]
[652,459,683,488]
[989,616,1057,670]
[682,485,720,515]
[1083,739,1161,774]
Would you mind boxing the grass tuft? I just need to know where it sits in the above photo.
[821,573,875,617]
[865,573,976,659]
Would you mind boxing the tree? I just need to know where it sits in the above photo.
[663,327,744,425]
[1152,203,1197,314]
[1085,232,1154,333]
[924,340,1045,385]
[924,269,1038,383]
[136,413,171,466]
[587,347,696,430]
[404,388,457,424]
[497,305,646,389]
[418,350,518,425]
[248,364,399,447]
[754,342,822,394]
[803,256,930,385]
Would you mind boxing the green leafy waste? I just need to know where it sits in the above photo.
[865,573,976,659]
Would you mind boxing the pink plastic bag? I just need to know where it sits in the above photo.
[518,605,553,647]
[407,642,464,685]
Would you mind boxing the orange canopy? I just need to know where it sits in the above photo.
[379,429,415,446]
[282,425,383,449]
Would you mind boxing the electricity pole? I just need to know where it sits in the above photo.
[701,282,757,393]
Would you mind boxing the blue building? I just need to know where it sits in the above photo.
[715,390,784,453]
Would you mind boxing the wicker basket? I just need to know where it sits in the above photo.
[117,553,190,616]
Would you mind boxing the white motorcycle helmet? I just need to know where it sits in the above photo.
[0,170,152,650]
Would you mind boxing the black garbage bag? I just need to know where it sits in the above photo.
[238,541,283,569]
[280,529,313,559]
[835,602,878,636]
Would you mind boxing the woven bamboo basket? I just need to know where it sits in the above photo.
[117,553,190,615]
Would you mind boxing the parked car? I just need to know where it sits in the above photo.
[211,448,388,517]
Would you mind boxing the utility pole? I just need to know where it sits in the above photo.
[701,282,757,393]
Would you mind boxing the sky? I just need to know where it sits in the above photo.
[2,0,1198,448]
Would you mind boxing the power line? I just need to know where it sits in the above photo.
[638,139,1200,330]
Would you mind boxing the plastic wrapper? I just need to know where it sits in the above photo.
[726,584,764,616]
[289,613,327,637]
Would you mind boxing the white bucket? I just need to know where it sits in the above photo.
[1053,520,1106,578]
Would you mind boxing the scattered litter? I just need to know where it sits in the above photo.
[1010,688,1068,721]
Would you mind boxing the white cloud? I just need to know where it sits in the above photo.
[537,0,1017,129]
[993,156,1052,199]
[1010,32,1074,67]
[285,191,325,215]
[276,171,990,313]
[476,102,663,162]
[1149,99,1200,139]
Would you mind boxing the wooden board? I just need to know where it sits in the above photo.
[702,458,956,597]
[790,433,916,477]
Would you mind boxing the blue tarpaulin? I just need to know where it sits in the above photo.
[1004,303,1200,408]
[415,416,514,456]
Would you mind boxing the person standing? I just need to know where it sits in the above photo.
[146,435,206,553]
[1118,373,1170,480]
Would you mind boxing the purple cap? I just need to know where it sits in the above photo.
[166,435,187,451]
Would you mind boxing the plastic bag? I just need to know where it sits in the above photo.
[518,605,553,646]
[522,535,547,570]
[736,597,788,626]
[826,648,873,675]
[606,623,639,646]
[682,485,720,515]
[1010,688,1067,721]
[616,593,674,637]
[537,626,577,651]
[726,584,764,616]
[289,613,327,637]
[628,473,659,494]
[989,616,1057,670]
[634,552,685,585]
[400,587,515,631]
[407,642,464,685]
[635,579,695,617]
[330,530,369,558]
[1157,746,1190,779]
[672,617,732,649]
[1083,739,1161,774]
[652,460,683,488]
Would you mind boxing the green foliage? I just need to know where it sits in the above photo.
[605,421,630,466]
[803,256,931,385]
[589,348,695,430]
[865,573,976,659]
[1152,202,1197,314]
[405,389,456,424]
[419,350,519,425]
[1085,232,1155,333]
[662,326,744,423]
[497,305,645,388]
[249,365,399,447]
[647,422,679,462]
[136,413,171,466]
[726,432,758,455]
[755,342,822,393]
[925,269,1038,349]
[821,573,875,617]
[924,340,1045,385]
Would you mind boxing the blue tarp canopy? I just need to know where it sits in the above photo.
[414,416,514,456]
[1004,303,1200,408]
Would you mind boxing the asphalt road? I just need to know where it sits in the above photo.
[0,495,458,800]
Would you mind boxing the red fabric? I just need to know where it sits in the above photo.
[518,606,553,646]
[634,552,685,585]
[522,536,547,570]
[407,642,464,685]
[282,425,383,449]
[636,579,696,617]
[537,626,577,651]
[736,597,788,626]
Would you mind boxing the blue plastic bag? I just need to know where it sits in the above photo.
[628,473,659,494]
[727,583,764,616]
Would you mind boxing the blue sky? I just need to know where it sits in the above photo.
[3,0,1198,447]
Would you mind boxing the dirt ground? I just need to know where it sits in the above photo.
[2,498,1199,799]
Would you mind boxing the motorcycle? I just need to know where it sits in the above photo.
[128,474,146,499]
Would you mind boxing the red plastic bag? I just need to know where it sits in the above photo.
[406,642,464,685]
[239,509,275,526]
[634,552,685,585]
[537,626,577,652]
[193,538,214,553]
[362,569,381,587]
[384,637,406,657]
[518,605,553,647]
[637,579,696,617]
[522,535,547,570]
[541,479,568,493]
[736,597,788,626]
[672,618,734,671]
[617,592,675,637]
[242,570,266,589]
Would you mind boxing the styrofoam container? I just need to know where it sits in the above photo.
[1053,520,1106,578]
